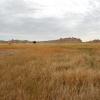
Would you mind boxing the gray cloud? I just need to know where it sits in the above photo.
[0,0,100,41]
[0,0,79,35]
[0,0,37,15]
[0,0,37,33]
[73,0,100,40]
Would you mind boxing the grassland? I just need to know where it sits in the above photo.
[0,43,100,100]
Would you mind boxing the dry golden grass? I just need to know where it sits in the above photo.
[0,43,100,100]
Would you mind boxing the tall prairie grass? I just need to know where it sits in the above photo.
[0,43,100,100]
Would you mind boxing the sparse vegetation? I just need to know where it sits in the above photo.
[0,43,100,100]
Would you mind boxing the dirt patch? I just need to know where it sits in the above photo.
[0,50,15,56]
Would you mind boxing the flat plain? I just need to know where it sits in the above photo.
[0,43,100,100]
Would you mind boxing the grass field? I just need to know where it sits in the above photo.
[0,43,100,100]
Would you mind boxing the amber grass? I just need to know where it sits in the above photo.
[0,43,100,100]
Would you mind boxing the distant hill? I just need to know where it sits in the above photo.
[0,40,7,43]
[42,37,82,43]
[1,38,100,44]
[87,39,100,43]
[0,40,32,43]
[0,38,82,43]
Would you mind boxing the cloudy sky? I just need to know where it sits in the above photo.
[0,0,100,41]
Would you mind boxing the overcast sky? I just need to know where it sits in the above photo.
[0,0,100,41]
